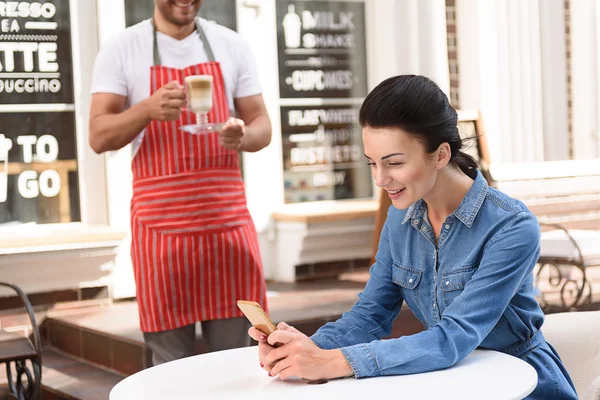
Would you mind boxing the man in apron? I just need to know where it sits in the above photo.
[89,0,270,365]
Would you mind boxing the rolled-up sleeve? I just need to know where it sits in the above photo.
[340,212,540,378]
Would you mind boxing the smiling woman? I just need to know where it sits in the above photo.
[361,75,478,211]
[247,75,579,400]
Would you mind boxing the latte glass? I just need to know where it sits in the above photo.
[180,75,223,134]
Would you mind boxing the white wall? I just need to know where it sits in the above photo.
[95,0,130,232]
[456,0,570,164]
[236,0,284,279]
[570,0,600,159]
[95,0,134,298]
[71,0,109,225]
[366,0,449,93]
[539,1,569,161]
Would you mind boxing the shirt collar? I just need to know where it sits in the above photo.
[401,171,489,228]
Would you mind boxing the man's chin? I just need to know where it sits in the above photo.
[168,14,196,26]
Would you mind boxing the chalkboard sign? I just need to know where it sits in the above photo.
[125,0,237,31]
[277,0,371,203]
[276,0,368,99]
[0,0,74,104]
[0,112,80,224]
[281,104,372,203]
[0,0,80,224]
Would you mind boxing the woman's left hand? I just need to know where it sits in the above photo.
[262,324,354,381]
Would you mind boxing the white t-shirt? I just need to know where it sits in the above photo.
[91,18,262,155]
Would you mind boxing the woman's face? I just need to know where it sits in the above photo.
[363,126,441,210]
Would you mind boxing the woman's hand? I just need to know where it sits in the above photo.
[248,322,289,371]
[261,323,354,381]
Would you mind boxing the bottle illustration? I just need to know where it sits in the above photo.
[0,134,12,203]
[282,4,302,48]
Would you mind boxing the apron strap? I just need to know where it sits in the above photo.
[151,17,216,65]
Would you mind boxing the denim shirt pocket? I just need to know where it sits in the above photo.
[392,263,422,310]
[440,265,477,307]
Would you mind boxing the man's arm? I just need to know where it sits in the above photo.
[89,81,186,154]
[235,94,271,152]
[89,93,150,154]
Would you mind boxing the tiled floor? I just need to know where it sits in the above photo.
[40,349,124,400]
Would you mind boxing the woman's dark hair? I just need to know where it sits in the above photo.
[359,75,478,179]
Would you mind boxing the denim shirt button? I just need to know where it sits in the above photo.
[421,226,427,232]
[446,281,450,286]
[445,224,450,229]
[413,220,419,226]
[409,278,414,283]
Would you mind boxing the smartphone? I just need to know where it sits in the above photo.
[237,300,278,336]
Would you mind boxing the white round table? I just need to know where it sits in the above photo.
[110,347,538,400]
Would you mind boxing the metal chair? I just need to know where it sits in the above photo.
[0,282,42,400]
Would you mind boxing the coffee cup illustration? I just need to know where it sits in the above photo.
[0,134,13,203]
[283,4,301,48]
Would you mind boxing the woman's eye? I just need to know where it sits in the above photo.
[367,162,376,166]
[389,162,404,166]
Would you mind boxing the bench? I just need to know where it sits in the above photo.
[372,110,600,312]
[489,160,600,311]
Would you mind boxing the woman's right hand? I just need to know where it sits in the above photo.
[248,322,291,372]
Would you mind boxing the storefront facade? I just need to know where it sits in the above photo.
[1,0,598,298]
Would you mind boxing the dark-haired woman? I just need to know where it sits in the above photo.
[248,75,577,399]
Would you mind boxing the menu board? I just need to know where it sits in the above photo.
[0,0,80,224]
[277,0,368,99]
[0,0,74,104]
[277,0,371,203]
[281,104,371,203]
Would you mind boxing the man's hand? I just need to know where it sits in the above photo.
[219,117,245,150]
[143,80,186,121]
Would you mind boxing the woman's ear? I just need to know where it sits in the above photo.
[436,143,452,169]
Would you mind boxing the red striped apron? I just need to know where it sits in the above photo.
[130,19,268,333]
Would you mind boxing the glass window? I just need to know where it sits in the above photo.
[281,105,372,203]
[276,0,372,203]
[0,0,81,225]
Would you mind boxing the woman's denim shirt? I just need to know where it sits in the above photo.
[311,172,545,378]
